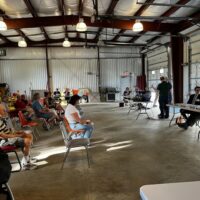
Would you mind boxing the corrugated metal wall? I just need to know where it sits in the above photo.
[0,47,142,99]
[0,60,47,95]
[50,59,98,92]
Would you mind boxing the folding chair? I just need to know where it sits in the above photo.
[0,146,22,172]
[18,111,40,140]
[59,118,90,169]
[1,183,15,200]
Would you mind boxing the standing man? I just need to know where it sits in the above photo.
[157,76,172,119]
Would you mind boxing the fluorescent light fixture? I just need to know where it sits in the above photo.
[76,18,87,32]
[160,68,164,73]
[132,20,143,32]
[18,38,27,47]
[152,71,155,74]
[0,17,7,31]
[62,38,71,47]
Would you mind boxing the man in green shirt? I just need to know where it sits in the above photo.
[157,76,172,119]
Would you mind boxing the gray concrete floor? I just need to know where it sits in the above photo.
[8,103,200,200]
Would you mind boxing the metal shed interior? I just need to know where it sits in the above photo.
[0,0,199,101]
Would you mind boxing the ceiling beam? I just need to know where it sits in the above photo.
[23,0,49,41]
[0,38,98,47]
[134,0,154,16]
[160,0,190,17]
[4,15,176,33]
[94,0,120,41]
[173,10,200,33]
[146,0,193,44]
[116,0,154,43]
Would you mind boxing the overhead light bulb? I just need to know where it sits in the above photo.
[160,68,164,73]
[152,71,155,75]
[0,17,7,31]
[132,20,143,32]
[76,18,87,32]
[67,8,72,15]
[63,38,71,47]
[18,38,27,47]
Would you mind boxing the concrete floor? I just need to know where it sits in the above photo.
[8,103,200,200]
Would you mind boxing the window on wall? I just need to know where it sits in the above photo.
[190,63,200,91]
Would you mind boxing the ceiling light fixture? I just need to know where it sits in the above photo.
[0,17,7,31]
[62,38,71,47]
[152,71,155,75]
[76,18,87,32]
[18,38,27,47]
[132,20,143,32]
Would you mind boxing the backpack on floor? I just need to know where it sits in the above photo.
[0,149,12,184]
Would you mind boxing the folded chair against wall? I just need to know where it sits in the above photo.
[18,111,40,140]
[59,118,90,169]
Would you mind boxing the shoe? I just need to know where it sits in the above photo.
[177,123,188,130]
[158,114,164,119]
[22,163,37,170]
[165,115,169,119]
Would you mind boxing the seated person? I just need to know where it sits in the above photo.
[123,87,131,103]
[64,88,71,102]
[14,95,34,121]
[53,88,61,99]
[0,118,35,170]
[44,92,64,115]
[65,95,93,139]
[32,93,58,123]
[0,97,14,132]
[178,86,200,129]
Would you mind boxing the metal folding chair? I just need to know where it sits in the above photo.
[59,118,90,169]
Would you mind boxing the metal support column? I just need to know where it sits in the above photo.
[45,45,52,92]
[171,36,184,103]
[97,47,101,96]
[141,53,146,89]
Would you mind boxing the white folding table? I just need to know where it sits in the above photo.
[140,181,200,200]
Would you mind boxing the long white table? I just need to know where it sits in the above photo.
[140,181,200,200]
[167,103,200,127]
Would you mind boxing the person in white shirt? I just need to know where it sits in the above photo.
[65,95,93,139]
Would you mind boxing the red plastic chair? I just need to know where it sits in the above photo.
[18,111,40,140]
[0,145,22,172]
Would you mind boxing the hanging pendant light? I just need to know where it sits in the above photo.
[132,20,143,32]
[18,38,27,47]
[76,18,87,32]
[0,17,7,31]
[63,38,71,47]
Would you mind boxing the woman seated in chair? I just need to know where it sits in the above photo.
[44,92,64,116]
[65,95,93,139]
[32,93,58,123]
[0,118,35,170]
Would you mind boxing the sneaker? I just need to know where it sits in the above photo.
[22,163,37,170]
